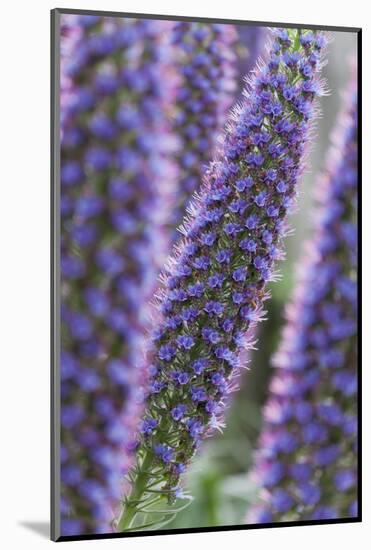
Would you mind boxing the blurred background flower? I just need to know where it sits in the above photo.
[247,73,358,524]
[60,14,178,535]
[170,21,238,239]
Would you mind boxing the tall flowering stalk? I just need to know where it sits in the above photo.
[170,22,237,238]
[116,28,328,531]
[247,77,358,523]
[60,15,177,535]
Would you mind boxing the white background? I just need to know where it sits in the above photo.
[0,0,368,548]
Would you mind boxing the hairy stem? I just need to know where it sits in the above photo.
[116,451,155,531]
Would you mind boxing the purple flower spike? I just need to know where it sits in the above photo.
[60,15,178,535]
[119,28,328,531]
[170,22,238,238]
[247,74,357,523]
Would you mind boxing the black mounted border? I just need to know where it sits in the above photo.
[51,7,362,542]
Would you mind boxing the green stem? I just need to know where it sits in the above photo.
[116,451,154,531]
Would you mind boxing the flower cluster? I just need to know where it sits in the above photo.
[170,22,237,238]
[117,28,328,530]
[60,15,178,535]
[247,77,358,524]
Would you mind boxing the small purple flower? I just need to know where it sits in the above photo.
[222,318,234,333]
[61,161,83,186]
[187,418,204,439]
[180,306,199,322]
[333,470,355,491]
[255,191,268,207]
[276,180,288,193]
[246,152,265,167]
[232,291,245,305]
[171,371,190,385]
[192,255,211,270]
[204,301,225,316]
[311,507,338,520]
[174,463,186,474]
[211,372,226,386]
[267,205,279,218]
[202,327,221,344]
[85,146,111,171]
[253,256,267,271]
[158,344,177,362]
[176,335,195,350]
[245,214,259,230]
[232,267,247,282]
[171,404,188,421]
[154,444,174,464]
[299,483,321,506]
[192,358,208,374]
[140,418,158,435]
[272,489,294,513]
[208,273,225,288]
[191,387,208,402]
[229,198,248,214]
[150,380,166,394]
[95,248,124,276]
[224,222,242,236]
[187,282,205,297]
[289,462,312,483]
[240,238,257,253]
[215,248,231,263]
[200,232,217,246]
[236,177,254,192]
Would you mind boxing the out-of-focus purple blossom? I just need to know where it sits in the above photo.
[170,22,238,239]
[247,75,357,523]
[119,28,328,526]
[236,25,267,95]
[60,14,178,535]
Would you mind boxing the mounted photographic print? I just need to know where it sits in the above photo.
[51,8,361,542]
